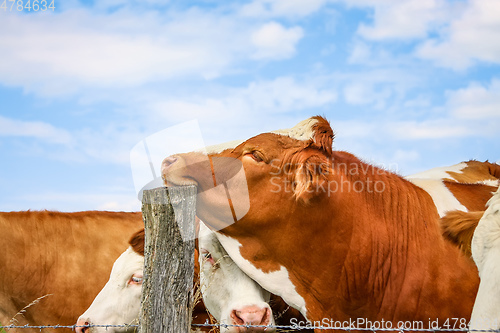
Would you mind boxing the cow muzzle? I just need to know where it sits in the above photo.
[228,305,274,332]
[161,154,198,187]
[75,317,91,333]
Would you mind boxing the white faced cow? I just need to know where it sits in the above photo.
[198,222,274,332]
[470,187,500,331]
[75,241,144,333]
[75,224,275,333]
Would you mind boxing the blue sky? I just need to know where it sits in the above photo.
[0,0,499,212]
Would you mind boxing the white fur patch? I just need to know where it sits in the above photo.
[406,178,467,217]
[407,163,499,186]
[194,117,320,157]
[198,140,245,155]
[198,222,275,331]
[214,231,308,318]
[77,247,144,332]
[477,179,500,187]
[406,163,467,180]
[470,188,500,330]
[270,117,319,142]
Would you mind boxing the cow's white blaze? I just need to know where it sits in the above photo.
[406,163,467,180]
[470,187,500,331]
[199,223,275,332]
[215,231,308,318]
[407,162,499,187]
[201,140,245,155]
[76,247,143,333]
[406,178,467,217]
[271,117,319,142]
[201,117,319,156]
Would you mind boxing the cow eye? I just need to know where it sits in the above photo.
[128,274,143,285]
[201,250,217,266]
[246,151,263,162]
[202,251,212,260]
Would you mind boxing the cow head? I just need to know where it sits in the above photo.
[161,116,334,231]
[198,222,275,332]
[75,246,143,333]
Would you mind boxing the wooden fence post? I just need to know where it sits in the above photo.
[140,186,197,333]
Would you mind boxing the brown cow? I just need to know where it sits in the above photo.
[161,116,497,331]
[0,211,143,332]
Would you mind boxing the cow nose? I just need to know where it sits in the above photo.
[75,317,91,333]
[230,305,271,331]
[161,156,179,183]
[162,156,178,170]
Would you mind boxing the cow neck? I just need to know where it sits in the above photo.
[327,154,479,323]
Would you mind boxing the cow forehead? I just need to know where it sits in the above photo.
[198,222,226,256]
[202,117,320,155]
[111,247,144,277]
[270,117,319,142]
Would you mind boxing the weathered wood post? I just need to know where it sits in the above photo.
[140,186,197,333]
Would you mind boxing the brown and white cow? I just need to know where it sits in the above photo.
[76,224,278,333]
[161,116,498,329]
[0,211,143,333]
[438,187,500,331]
[75,229,211,333]
[407,161,499,216]
[470,187,500,331]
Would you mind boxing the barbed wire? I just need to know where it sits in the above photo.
[0,324,139,330]
[190,321,500,332]
[1,322,500,332]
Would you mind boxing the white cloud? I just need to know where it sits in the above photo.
[390,120,471,140]
[342,81,393,109]
[240,0,327,18]
[446,79,500,119]
[0,116,73,145]
[416,0,500,69]
[348,41,372,63]
[150,76,336,122]
[344,0,450,40]
[0,9,249,91]
[0,7,305,96]
[243,76,336,110]
[391,149,420,164]
[251,22,304,60]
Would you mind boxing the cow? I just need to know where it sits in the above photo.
[74,229,211,333]
[0,211,144,333]
[438,187,500,331]
[76,223,287,333]
[407,161,499,217]
[470,187,500,331]
[198,221,277,332]
[161,116,497,330]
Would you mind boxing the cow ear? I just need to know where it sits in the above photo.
[294,155,330,204]
[311,116,334,156]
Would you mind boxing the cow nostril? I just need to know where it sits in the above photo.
[260,307,271,325]
[230,309,245,325]
[162,156,178,168]
[75,319,91,333]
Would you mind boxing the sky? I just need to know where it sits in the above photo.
[0,0,499,212]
